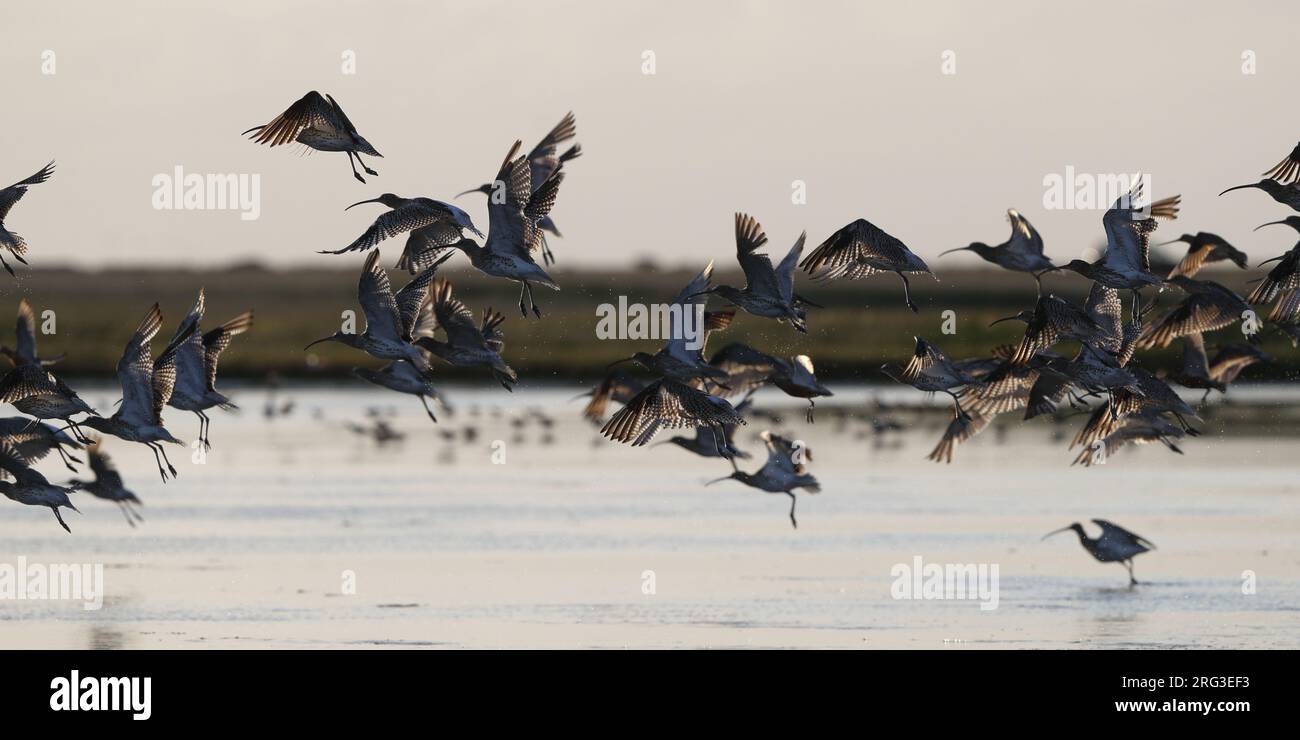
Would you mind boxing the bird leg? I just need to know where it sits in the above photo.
[419,396,438,424]
[1125,559,1138,586]
[540,236,555,267]
[354,152,378,177]
[55,445,78,473]
[526,282,542,319]
[517,282,528,317]
[945,390,970,421]
[1032,270,1049,297]
[52,507,71,534]
[0,252,13,277]
[897,272,918,313]
[147,443,170,482]
[120,503,138,529]
[195,411,211,450]
[806,399,816,424]
[346,151,366,184]
[66,419,91,444]
[785,492,798,529]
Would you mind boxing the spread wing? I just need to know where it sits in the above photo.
[600,379,744,446]
[14,298,38,364]
[203,311,253,392]
[0,161,55,222]
[116,304,163,427]
[357,251,404,342]
[246,91,343,146]
[393,252,453,339]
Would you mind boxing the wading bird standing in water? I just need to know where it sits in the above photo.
[707,431,819,529]
[243,91,381,183]
[941,209,1054,291]
[1042,519,1155,585]
[78,304,196,483]
[166,290,254,449]
[0,161,55,276]
[800,218,934,312]
[459,112,581,266]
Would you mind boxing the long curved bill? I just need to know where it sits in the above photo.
[1218,183,1261,196]
[1253,220,1289,232]
[1041,526,1073,541]
[344,198,383,211]
[937,246,974,257]
[704,476,732,486]
[304,336,333,350]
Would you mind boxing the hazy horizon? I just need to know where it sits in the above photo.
[5,0,1300,271]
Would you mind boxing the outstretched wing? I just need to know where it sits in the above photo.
[393,252,453,339]
[13,298,38,364]
[117,304,163,427]
[245,91,341,147]
[1092,519,1156,550]
[0,161,55,221]
[356,251,404,342]
[527,112,578,189]
[429,279,484,348]
[734,213,781,297]
[600,379,744,446]
[203,311,253,392]
[152,307,200,423]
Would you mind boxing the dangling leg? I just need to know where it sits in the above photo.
[418,395,438,424]
[517,282,528,317]
[119,503,137,528]
[540,235,555,267]
[346,151,366,184]
[946,390,970,421]
[157,444,178,477]
[1124,559,1138,586]
[52,507,71,534]
[785,492,798,529]
[55,444,79,472]
[898,272,918,313]
[806,399,816,424]
[526,282,542,319]
[147,443,169,482]
[355,152,378,177]
[0,252,14,277]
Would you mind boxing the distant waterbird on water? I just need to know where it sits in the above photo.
[243,91,381,183]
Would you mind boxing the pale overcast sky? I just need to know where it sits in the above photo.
[4,0,1299,269]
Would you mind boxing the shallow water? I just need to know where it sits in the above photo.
[1,384,1297,649]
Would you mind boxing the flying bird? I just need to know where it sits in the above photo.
[243,91,381,183]
[1042,519,1155,585]
[414,279,518,391]
[940,209,1054,290]
[70,436,143,527]
[1261,142,1300,184]
[459,112,581,266]
[706,431,819,529]
[599,378,745,451]
[1050,182,1180,299]
[306,251,451,369]
[0,161,55,276]
[166,290,254,449]
[0,299,62,367]
[353,361,444,424]
[698,213,819,332]
[0,440,80,533]
[800,218,934,312]
[402,141,563,317]
[1156,232,1249,279]
[78,304,196,482]
[326,194,482,258]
